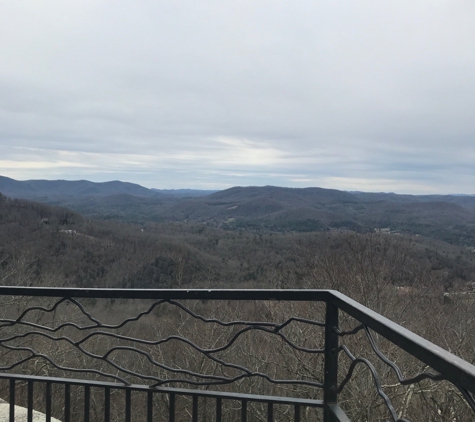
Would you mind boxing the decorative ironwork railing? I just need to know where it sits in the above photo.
[0,287,473,421]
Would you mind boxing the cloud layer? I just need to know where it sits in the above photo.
[1,1,475,193]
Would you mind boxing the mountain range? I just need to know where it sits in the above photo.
[1,175,475,245]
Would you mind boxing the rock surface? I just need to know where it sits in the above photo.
[0,400,61,422]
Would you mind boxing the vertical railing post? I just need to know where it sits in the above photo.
[324,302,339,422]
[27,380,33,422]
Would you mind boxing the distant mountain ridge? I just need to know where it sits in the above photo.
[0,176,159,199]
[0,176,215,199]
[208,185,357,203]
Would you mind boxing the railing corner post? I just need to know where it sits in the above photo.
[324,301,339,422]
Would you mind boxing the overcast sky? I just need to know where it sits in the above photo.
[1,1,475,193]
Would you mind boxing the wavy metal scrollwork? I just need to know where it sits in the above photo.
[0,297,325,392]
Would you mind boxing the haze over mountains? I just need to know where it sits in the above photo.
[1,175,475,245]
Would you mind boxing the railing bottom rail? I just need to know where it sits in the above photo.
[0,373,335,421]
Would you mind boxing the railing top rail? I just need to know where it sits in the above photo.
[0,286,333,301]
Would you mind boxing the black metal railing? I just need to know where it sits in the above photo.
[0,287,473,421]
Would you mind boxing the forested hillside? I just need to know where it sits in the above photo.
[1,192,474,293]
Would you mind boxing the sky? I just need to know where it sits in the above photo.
[1,1,475,194]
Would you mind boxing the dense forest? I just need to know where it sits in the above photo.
[1,190,475,293]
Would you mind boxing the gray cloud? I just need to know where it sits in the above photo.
[1,1,475,193]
